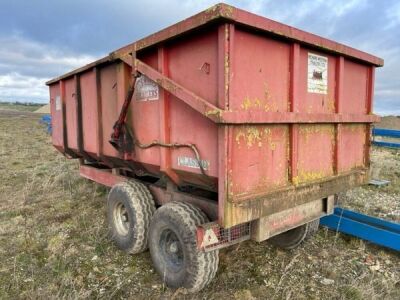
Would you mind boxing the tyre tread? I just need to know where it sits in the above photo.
[107,180,156,254]
[150,202,219,292]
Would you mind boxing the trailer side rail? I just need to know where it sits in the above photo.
[372,128,400,149]
[320,207,400,251]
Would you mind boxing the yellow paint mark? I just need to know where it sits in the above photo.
[293,170,326,186]
[263,128,271,135]
[241,96,252,110]
[234,125,288,151]
[235,126,264,148]
[205,109,222,117]
[264,83,272,101]
[299,124,335,143]
[327,97,335,112]
[245,127,262,147]
[224,25,230,96]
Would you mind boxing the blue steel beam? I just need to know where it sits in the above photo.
[320,207,400,251]
[372,128,400,138]
[372,128,400,148]
[372,141,400,149]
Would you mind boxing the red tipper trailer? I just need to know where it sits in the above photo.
[46,3,383,292]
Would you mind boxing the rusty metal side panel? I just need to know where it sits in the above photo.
[127,49,161,170]
[229,125,289,197]
[64,78,77,151]
[230,29,291,112]
[342,60,369,114]
[167,29,219,180]
[49,83,63,151]
[99,64,118,158]
[224,170,367,226]
[251,196,334,242]
[295,124,335,185]
[338,124,367,172]
[224,28,292,225]
[80,70,98,155]
[223,27,373,227]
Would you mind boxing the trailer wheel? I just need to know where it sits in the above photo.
[148,202,219,292]
[107,181,155,254]
[268,219,320,250]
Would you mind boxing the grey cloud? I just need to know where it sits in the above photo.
[0,35,96,78]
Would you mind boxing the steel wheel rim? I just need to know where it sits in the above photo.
[159,228,184,272]
[113,202,130,236]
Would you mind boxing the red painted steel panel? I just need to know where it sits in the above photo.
[129,50,161,171]
[338,124,366,172]
[295,125,335,185]
[65,78,77,151]
[168,30,219,107]
[49,83,63,150]
[168,30,219,179]
[100,64,118,158]
[47,5,382,228]
[80,71,98,155]
[342,60,368,114]
[230,29,290,112]
[229,125,289,196]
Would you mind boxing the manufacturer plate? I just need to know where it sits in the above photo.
[177,156,209,170]
[135,75,159,101]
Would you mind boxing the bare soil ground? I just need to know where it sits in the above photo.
[376,116,400,130]
[0,109,399,299]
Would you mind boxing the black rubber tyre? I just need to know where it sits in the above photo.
[148,202,219,293]
[107,181,155,254]
[268,219,320,250]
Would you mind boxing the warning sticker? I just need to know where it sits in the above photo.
[135,75,159,101]
[307,53,328,94]
[201,228,219,248]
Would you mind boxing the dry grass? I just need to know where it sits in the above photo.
[0,103,44,112]
[0,108,399,299]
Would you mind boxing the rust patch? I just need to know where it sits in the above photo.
[224,170,368,227]
[327,96,335,112]
[229,125,289,199]
[224,25,230,99]
[219,4,235,18]
[292,170,326,186]
[156,78,177,94]
[299,124,335,142]
[205,109,222,118]
[240,96,263,110]
[234,126,275,148]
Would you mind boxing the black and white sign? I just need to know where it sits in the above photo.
[308,53,328,94]
[135,75,159,101]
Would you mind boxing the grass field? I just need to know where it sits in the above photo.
[0,106,399,299]
[0,102,44,113]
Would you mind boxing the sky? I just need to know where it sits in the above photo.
[0,0,399,115]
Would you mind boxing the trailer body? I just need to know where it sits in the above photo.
[47,4,382,244]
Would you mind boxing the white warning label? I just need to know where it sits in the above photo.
[307,53,328,94]
[201,228,219,248]
[135,75,159,101]
[55,95,61,111]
